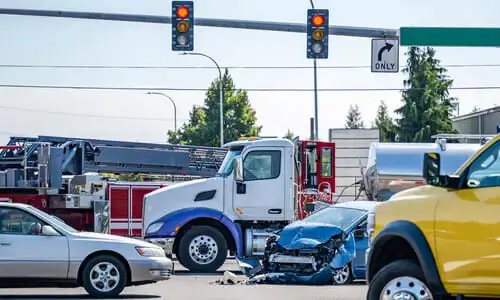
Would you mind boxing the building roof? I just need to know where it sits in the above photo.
[453,105,500,122]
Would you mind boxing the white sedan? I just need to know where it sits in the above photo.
[0,202,173,298]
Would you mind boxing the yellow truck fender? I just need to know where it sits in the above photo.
[366,220,448,296]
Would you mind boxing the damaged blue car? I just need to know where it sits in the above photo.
[237,201,378,285]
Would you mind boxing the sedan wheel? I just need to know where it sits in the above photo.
[89,262,120,293]
[82,255,127,298]
[332,264,353,285]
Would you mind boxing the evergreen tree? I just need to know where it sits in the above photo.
[345,104,365,129]
[167,69,262,147]
[395,47,458,142]
[283,129,294,140]
[374,100,396,142]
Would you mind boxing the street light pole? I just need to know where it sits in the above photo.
[181,52,224,147]
[146,92,177,132]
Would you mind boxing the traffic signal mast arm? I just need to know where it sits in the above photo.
[0,8,398,39]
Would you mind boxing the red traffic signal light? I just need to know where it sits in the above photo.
[177,6,189,18]
[312,15,324,26]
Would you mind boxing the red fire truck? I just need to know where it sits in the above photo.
[0,135,336,238]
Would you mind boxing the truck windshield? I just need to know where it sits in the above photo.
[303,206,367,229]
[217,148,243,177]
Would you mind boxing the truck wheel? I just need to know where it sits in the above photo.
[81,255,127,298]
[178,225,227,273]
[332,263,353,285]
[367,259,436,300]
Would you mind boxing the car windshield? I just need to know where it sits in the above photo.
[303,206,367,229]
[217,148,243,177]
[25,205,78,233]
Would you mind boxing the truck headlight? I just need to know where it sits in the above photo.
[146,222,164,234]
[135,246,165,257]
[367,211,375,247]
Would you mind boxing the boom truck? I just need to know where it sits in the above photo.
[0,135,227,236]
[142,137,338,272]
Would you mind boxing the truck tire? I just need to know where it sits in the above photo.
[367,259,442,300]
[177,225,227,273]
[81,254,127,298]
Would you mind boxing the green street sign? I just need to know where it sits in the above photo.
[399,27,500,47]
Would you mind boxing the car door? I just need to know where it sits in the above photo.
[232,147,285,220]
[434,140,500,294]
[351,220,369,277]
[0,207,69,278]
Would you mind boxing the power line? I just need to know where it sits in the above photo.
[0,104,184,121]
[0,63,499,70]
[0,83,499,92]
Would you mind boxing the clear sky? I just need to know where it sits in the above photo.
[0,0,499,145]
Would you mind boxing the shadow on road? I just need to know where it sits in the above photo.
[0,295,160,299]
[173,270,242,276]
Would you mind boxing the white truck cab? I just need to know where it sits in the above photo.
[143,137,295,272]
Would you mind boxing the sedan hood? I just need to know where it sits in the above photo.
[277,221,343,250]
[72,231,155,248]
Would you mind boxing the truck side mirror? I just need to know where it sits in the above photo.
[423,152,441,186]
[233,156,244,182]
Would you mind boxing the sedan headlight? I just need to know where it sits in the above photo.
[135,246,165,257]
[146,222,164,234]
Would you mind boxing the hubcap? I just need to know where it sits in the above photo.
[380,276,433,300]
[333,264,350,284]
[188,234,218,265]
[89,262,120,293]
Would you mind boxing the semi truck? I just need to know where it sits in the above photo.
[142,137,337,272]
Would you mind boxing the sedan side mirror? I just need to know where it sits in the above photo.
[423,152,441,186]
[354,228,366,239]
[233,156,244,182]
[41,225,60,236]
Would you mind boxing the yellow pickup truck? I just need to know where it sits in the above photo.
[366,134,500,299]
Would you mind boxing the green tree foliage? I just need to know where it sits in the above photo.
[374,100,397,142]
[345,104,365,129]
[167,69,262,147]
[395,47,458,142]
[283,129,294,140]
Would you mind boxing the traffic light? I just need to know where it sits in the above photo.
[307,9,329,59]
[172,1,194,51]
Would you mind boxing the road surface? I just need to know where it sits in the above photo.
[0,260,368,300]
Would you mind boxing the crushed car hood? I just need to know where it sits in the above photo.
[277,221,343,250]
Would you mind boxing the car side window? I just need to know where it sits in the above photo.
[467,141,500,189]
[243,150,281,181]
[0,208,44,235]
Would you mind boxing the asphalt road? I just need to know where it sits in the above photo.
[0,260,368,300]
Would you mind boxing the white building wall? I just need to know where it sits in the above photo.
[328,128,380,202]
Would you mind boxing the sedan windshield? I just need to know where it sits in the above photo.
[302,206,367,229]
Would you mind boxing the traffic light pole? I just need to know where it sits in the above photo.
[313,59,319,140]
[309,0,319,141]
[0,8,398,39]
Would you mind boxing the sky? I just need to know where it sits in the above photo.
[0,0,499,146]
